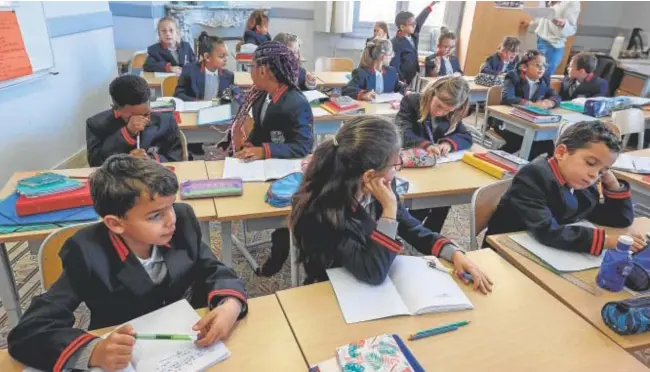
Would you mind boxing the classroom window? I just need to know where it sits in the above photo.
[358,0,399,24]
[407,1,446,27]
[356,1,447,28]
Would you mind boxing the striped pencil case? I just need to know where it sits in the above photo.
[180,178,243,199]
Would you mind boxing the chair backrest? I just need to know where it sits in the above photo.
[469,178,513,250]
[235,40,244,53]
[613,108,645,150]
[38,222,97,291]
[162,75,179,97]
[315,57,354,72]
[178,129,189,161]
[550,79,562,92]
[129,51,147,74]
[486,85,504,106]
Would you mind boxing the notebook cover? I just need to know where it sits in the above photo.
[392,335,424,372]
[16,177,83,198]
[330,96,359,110]
[321,101,365,115]
[16,183,92,216]
[513,104,554,116]
[482,152,520,170]
[336,334,420,372]
[180,178,243,199]
[0,193,98,227]
[475,153,518,174]
[17,172,67,188]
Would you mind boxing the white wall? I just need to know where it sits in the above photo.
[0,2,117,181]
[113,16,158,51]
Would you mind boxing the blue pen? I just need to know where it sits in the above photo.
[461,272,473,282]
[408,325,459,341]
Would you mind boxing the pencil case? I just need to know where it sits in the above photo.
[400,148,436,168]
[265,172,303,208]
[180,178,243,199]
[602,293,650,335]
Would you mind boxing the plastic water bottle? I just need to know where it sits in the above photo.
[597,235,634,292]
[632,237,650,271]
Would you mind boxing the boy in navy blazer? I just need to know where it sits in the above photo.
[8,155,247,372]
[243,10,272,45]
[487,121,642,254]
[143,17,195,73]
[480,36,521,75]
[390,2,438,85]
[86,76,182,167]
[559,52,608,101]
[343,38,408,100]
[424,28,463,77]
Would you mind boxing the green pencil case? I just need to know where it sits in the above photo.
[180,178,243,199]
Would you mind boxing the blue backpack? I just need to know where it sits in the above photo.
[265,172,303,208]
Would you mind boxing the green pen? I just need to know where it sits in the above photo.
[414,320,471,336]
[134,333,196,341]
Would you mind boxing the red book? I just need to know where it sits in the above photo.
[236,53,253,61]
[16,182,92,216]
[475,153,518,174]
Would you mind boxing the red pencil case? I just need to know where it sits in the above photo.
[16,182,93,216]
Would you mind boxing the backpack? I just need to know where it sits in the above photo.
[265,172,303,208]
[474,73,504,87]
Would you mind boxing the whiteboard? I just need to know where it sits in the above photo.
[0,1,55,89]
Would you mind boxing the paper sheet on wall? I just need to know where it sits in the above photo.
[0,11,33,82]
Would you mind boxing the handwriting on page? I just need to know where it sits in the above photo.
[0,11,33,81]
[155,347,210,372]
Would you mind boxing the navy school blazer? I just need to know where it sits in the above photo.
[558,73,609,101]
[501,70,561,107]
[243,29,272,45]
[245,85,314,159]
[480,52,520,75]
[7,203,248,372]
[174,62,235,101]
[395,93,473,151]
[86,110,182,167]
[295,179,455,285]
[424,55,463,77]
[486,156,634,255]
[341,66,408,99]
[389,5,433,84]
[143,41,196,72]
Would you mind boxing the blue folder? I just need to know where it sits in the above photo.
[0,192,99,227]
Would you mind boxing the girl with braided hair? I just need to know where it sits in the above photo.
[342,38,408,101]
[232,41,314,276]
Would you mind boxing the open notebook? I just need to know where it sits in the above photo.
[24,300,230,372]
[156,97,213,113]
[222,157,302,182]
[372,93,403,104]
[612,153,650,174]
[327,256,473,324]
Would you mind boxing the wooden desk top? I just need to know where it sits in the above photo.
[234,72,253,88]
[0,295,307,372]
[420,76,489,92]
[487,105,576,130]
[612,148,650,189]
[277,249,646,370]
[313,72,350,87]
[0,162,215,243]
[140,71,174,87]
[487,217,650,351]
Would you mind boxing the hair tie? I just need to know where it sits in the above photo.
[332,136,338,147]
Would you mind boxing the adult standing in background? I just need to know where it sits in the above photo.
[520,1,581,78]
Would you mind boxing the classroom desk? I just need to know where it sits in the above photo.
[486,217,650,365]
[418,76,489,104]
[140,71,170,88]
[276,249,646,371]
[313,72,350,87]
[0,161,215,327]
[485,105,573,160]
[234,71,253,88]
[611,148,650,207]
[0,295,307,372]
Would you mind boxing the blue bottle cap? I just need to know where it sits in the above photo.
[618,235,634,248]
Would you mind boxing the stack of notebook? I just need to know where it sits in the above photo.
[461,152,527,179]
[511,104,562,124]
[0,173,98,234]
[321,96,365,115]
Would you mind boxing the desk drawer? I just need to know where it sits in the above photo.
[619,73,646,96]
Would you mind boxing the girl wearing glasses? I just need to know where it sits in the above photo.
[290,116,493,292]
[424,27,463,77]
[395,76,472,233]
[342,38,408,101]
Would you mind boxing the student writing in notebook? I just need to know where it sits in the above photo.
[480,36,521,76]
[390,1,438,85]
[366,21,390,44]
[486,121,643,255]
[424,27,463,77]
[231,41,314,277]
[342,38,408,101]
[290,116,492,292]
[273,32,318,91]
[86,75,182,167]
[143,17,195,73]
[395,76,472,233]
[8,155,248,372]
[494,50,561,159]
[174,32,235,102]
[243,9,272,46]
[559,52,608,101]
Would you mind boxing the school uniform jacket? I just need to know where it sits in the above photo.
[480,52,519,75]
[143,41,196,72]
[7,203,247,372]
[243,29,272,45]
[486,156,634,255]
[558,73,609,101]
[86,110,182,167]
[244,85,314,159]
[501,70,561,107]
[297,180,456,285]
[390,5,433,84]
[174,62,235,101]
[342,66,408,99]
[424,55,463,77]
[395,93,473,151]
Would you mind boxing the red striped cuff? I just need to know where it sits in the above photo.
[262,143,271,159]
[603,187,631,200]
[439,138,458,151]
[121,127,136,145]
[173,111,182,123]
[419,140,432,149]
[356,89,367,100]
[590,228,605,256]
[165,63,171,72]
[208,289,247,308]
[432,238,452,257]
[53,333,96,372]
[370,230,402,253]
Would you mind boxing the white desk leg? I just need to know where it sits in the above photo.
[220,222,233,267]
[519,129,536,161]
[0,243,21,327]
[199,221,211,249]
[290,232,299,287]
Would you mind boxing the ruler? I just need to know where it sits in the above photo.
[496,236,604,296]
